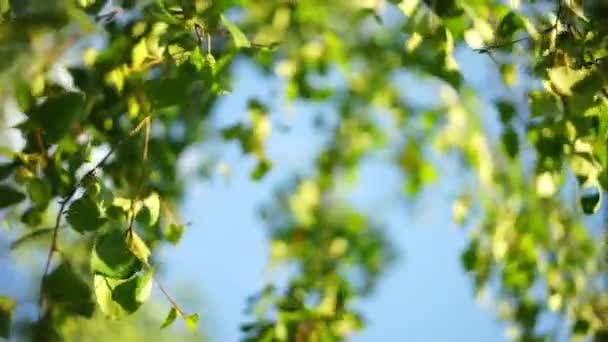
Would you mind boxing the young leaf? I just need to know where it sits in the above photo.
[42,263,95,317]
[126,230,151,264]
[91,228,143,279]
[164,223,184,245]
[94,270,153,319]
[185,313,199,331]
[0,296,16,338]
[221,14,251,48]
[67,195,102,233]
[0,185,25,208]
[160,307,179,329]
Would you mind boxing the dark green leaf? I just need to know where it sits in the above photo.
[0,162,15,180]
[67,195,102,233]
[0,185,25,208]
[91,228,143,279]
[250,159,271,180]
[42,263,95,317]
[580,184,601,215]
[143,76,193,108]
[496,12,524,41]
[502,126,519,158]
[29,92,85,143]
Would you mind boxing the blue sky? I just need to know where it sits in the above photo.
[159,56,509,341]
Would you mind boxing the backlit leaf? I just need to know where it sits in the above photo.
[160,307,179,329]
[94,270,153,319]
[221,15,251,48]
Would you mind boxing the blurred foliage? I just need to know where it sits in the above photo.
[1,0,608,341]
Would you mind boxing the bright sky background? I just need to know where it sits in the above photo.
[160,49,510,341]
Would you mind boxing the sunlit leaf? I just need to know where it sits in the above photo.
[221,15,251,48]
[164,223,184,245]
[185,313,199,331]
[126,230,151,264]
[94,270,153,319]
[136,192,160,227]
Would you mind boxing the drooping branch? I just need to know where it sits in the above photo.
[38,116,151,313]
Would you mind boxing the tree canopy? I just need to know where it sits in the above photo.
[1,0,608,341]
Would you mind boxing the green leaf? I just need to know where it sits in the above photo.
[136,192,160,227]
[548,66,588,96]
[0,296,16,338]
[67,195,102,233]
[185,313,199,331]
[221,15,251,48]
[0,162,15,180]
[496,11,524,41]
[501,126,519,158]
[529,91,558,117]
[143,76,193,109]
[496,100,516,124]
[0,185,25,208]
[161,307,179,329]
[91,228,143,279]
[580,184,601,215]
[42,263,95,317]
[164,223,184,245]
[26,178,51,206]
[250,159,271,180]
[10,227,53,250]
[126,230,151,264]
[94,270,153,319]
[29,92,85,143]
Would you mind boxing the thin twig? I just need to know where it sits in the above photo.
[153,275,184,315]
[474,25,557,54]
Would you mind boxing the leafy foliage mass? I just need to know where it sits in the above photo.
[1,0,608,341]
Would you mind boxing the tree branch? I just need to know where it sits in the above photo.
[39,116,151,314]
